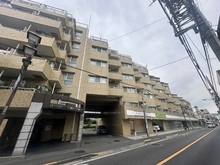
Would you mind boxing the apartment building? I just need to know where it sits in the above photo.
[0,0,198,155]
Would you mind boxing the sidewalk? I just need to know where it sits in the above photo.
[0,127,202,165]
[127,128,193,140]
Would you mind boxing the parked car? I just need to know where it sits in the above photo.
[207,122,216,128]
[152,123,160,131]
[97,125,108,135]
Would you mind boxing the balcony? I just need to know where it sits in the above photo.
[121,67,134,75]
[119,54,132,64]
[0,26,63,59]
[136,83,144,90]
[90,36,108,48]
[109,72,122,81]
[0,88,35,108]
[141,77,151,84]
[109,59,121,68]
[10,0,72,27]
[0,7,63,40]
[109,49,120,60]
[56,49,67,68]
[61,33,71,53]
[90,51,108,62]
[0,54,53,80]
[48,69,63,88]
[109,86,123,97]
[134,72,142,80]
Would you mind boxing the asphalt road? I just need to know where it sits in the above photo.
[70,127,219,165]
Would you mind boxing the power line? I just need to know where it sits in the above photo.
[186,33,206,60]
[109,17,166,42]
[148,56,189,71]
[70,17,167,56]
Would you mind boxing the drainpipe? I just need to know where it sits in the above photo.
[76,16,91,142]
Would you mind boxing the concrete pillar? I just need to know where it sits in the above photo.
[77,114,84,142]
[62,115,74,141]
[12,102,42,156]
[162,120,168,131]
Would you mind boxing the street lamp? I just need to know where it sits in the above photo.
[0,31,41,125]
[27,31,42,46]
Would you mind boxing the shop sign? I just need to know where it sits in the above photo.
[126,110,155,117]
[155,113,166,118]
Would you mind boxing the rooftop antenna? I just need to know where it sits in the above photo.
[149,0,156,6]
[99,33,103,41]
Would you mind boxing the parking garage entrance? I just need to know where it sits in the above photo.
[84,94,122,135]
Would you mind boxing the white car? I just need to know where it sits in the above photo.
[207,122,215,128]
[153,125,160,131]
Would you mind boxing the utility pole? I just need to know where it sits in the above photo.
[142,90,149,137]
[181,105,189,130]
[186,106,194,129]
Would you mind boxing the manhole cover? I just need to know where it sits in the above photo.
[74,150,85,153]
[114,140,120,142]
[150,143,162,147]
[84,142,91,144]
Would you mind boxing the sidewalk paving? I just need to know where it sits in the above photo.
[0,127,202,165]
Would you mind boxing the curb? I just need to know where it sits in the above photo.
[0,155,25,160]
[43,153,97,165]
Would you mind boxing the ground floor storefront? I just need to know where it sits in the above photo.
[122,110,199,137]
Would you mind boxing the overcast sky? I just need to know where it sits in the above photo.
[37,0,220,113]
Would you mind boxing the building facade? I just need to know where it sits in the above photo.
[0,0,198,155]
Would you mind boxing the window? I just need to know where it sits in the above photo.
[144,94,153,99]
[122,74,134,80]
[68,56,77,67]
[75,30,82,39]
[123,87,136,93]
[90,59,107,67]
[158,89,163,93]
[121,62,132,68]
[142,73,148,77]
[89,76,107,84]
[165,86,169,89]
[149,107,156,110]
[57,93,71,97]
[92,46,107,53]
[72,42,80,51]
[144,83,151,88]
[159,99,166,102]
[130,102,139,107]
[63,72,74,86]
[156,81,160,84]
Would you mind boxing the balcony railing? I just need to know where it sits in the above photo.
[76,22,88,28]
[0,86,51,94]
[13,0,68,16]
[119,54,132,60]
[90,36,108,43]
